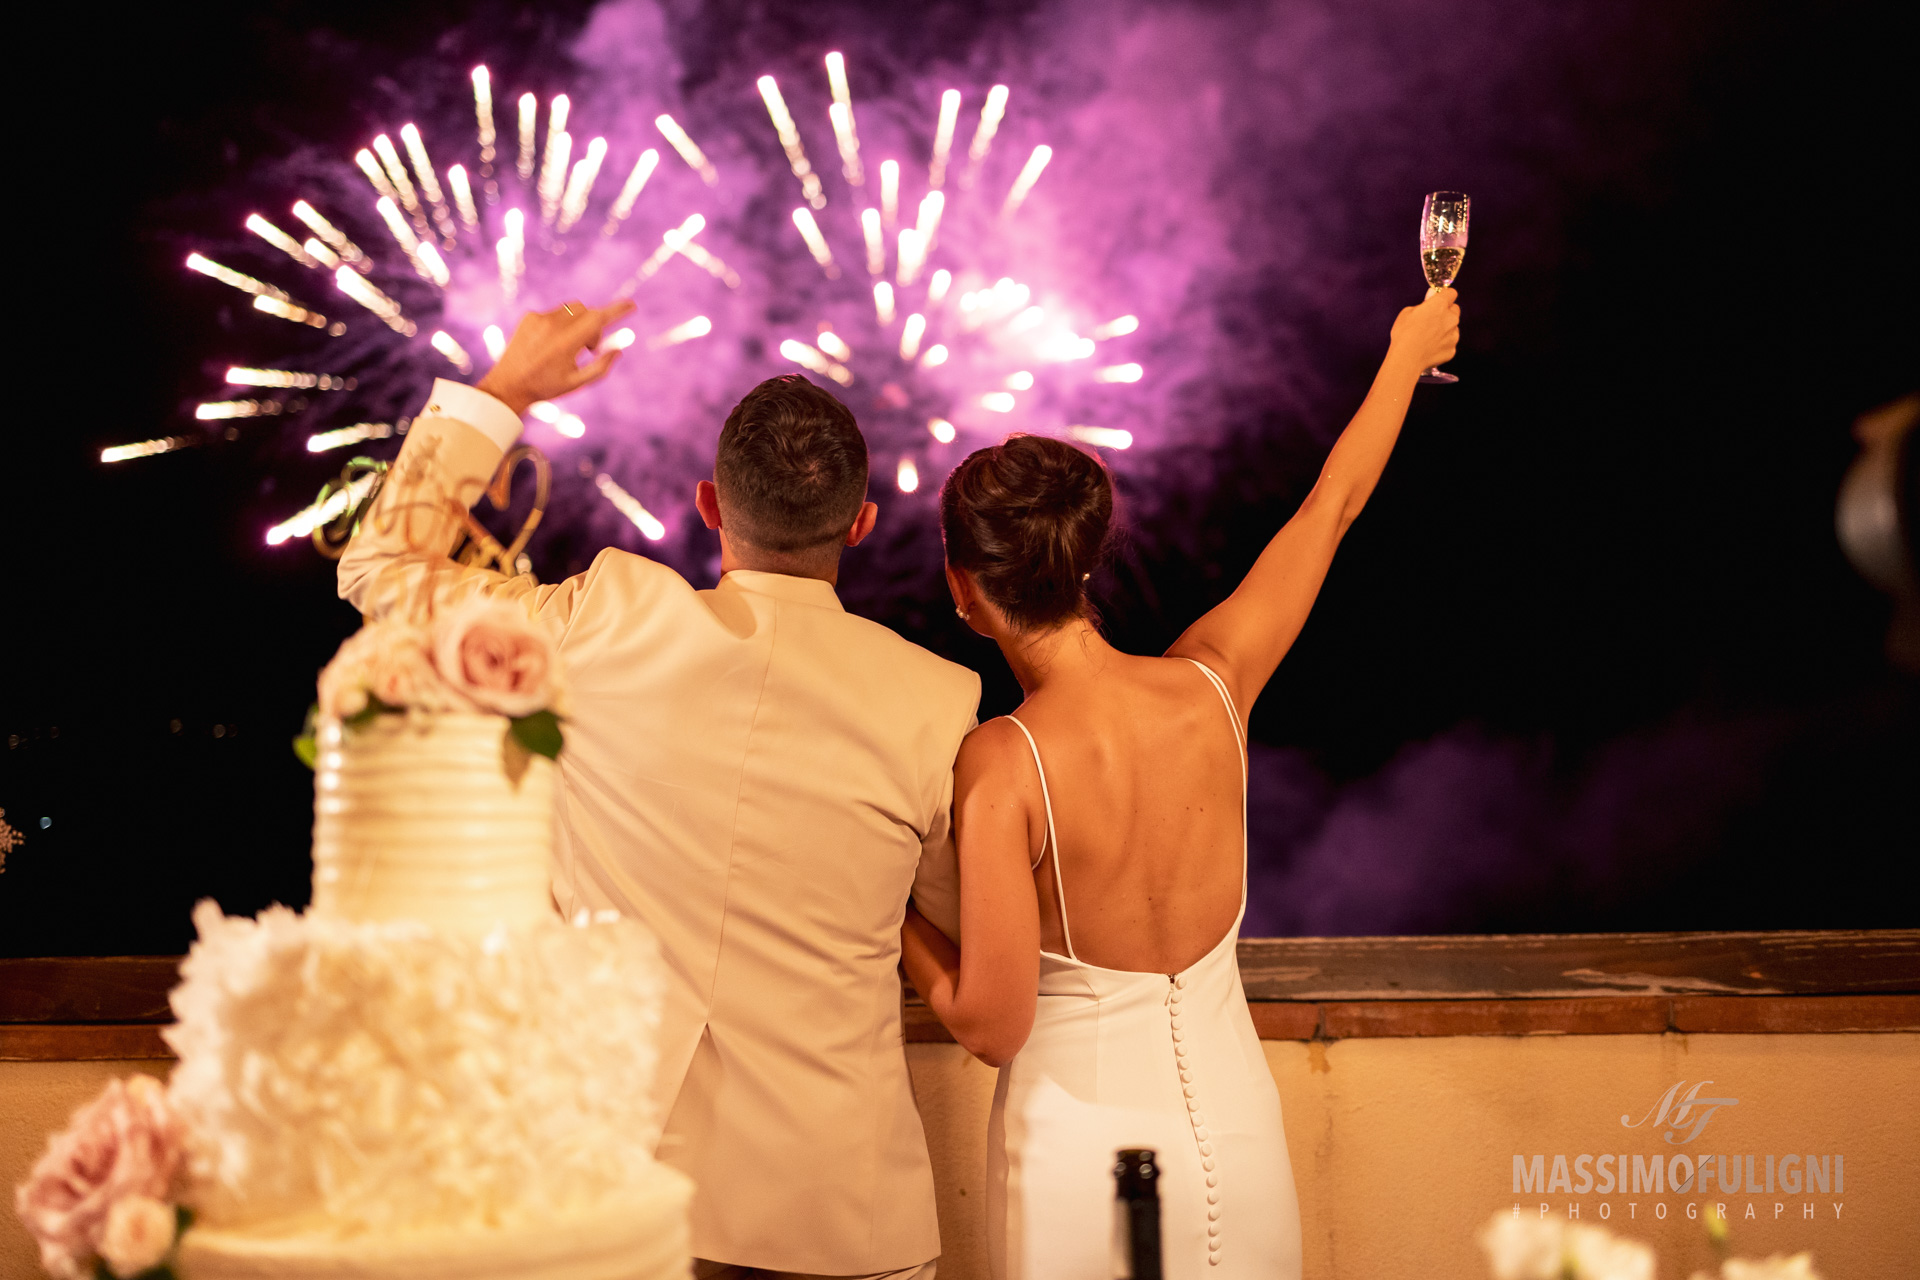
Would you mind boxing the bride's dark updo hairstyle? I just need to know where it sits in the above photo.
[939,433,1114,632]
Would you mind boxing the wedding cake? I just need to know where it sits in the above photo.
[14,600,690,1280]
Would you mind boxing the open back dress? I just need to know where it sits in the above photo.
[987,659,1303,1279]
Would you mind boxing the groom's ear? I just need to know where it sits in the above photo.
[845,501,879,547]
[694,480,723,531]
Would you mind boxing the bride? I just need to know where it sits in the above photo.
[901,288,1460,1278]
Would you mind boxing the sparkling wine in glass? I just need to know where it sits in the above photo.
[1418,191,1469,384]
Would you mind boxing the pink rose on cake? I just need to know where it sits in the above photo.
[317,617,477,721]
[13,1074,185,1279]
[431,598,564,718]
[298,599,566,767]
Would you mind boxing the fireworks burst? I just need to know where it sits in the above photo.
[118,43,1147,570]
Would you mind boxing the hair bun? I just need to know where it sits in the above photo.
[939,434,1114,631]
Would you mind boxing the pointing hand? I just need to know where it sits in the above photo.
[476,298,637,416]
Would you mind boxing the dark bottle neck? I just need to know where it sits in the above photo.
[1114,1148,1163,1280]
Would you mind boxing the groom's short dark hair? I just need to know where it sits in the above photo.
[715,375,869,553]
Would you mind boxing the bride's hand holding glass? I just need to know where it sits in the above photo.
[1390,287,1461,376]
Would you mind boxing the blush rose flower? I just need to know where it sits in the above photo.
[98,1194,177,1278]
[318,619,474,721]
[315,629,373,720]
[365,630,464,712]
[431,598,561,718]
[13,1075,182,1280]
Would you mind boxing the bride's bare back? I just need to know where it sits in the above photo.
[904,288,1461,1066]
[983,650,1244,974]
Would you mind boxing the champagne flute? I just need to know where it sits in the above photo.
[1418,191,1469,383]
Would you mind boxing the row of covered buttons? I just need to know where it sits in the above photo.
[1170,973,1223,1266]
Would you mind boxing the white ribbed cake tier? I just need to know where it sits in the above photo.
[311,712,554,933]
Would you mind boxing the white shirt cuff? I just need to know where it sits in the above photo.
[421,378,522,451]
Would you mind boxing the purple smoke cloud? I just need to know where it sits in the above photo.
[162,0,1798,936]
[1243,709,1793,936]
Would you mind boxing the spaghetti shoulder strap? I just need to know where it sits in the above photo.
[1183,659,1252,919]
[1182,659,1247,785]
[1005,715,1076,960]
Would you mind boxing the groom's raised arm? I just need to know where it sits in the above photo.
[337,300,633,625]
[336,379,538,620]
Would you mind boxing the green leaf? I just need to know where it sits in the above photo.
[508,709,563,760]
[292,704,321,770]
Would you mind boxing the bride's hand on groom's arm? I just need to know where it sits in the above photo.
[902,905,960,997]
[475,298,636,416]
[901,723,1044,1068]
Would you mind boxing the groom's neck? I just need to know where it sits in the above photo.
[720,539,843,586]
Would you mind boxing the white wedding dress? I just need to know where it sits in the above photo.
[988,660,1302,1279]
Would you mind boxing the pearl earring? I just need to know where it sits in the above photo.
[955,607,970,621]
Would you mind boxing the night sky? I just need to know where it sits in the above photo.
[4,0,1914,955]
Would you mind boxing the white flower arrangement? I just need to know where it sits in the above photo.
[1480,1213,1654,1280]
[1480,1211,1823,1280]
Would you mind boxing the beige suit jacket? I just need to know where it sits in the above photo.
[338,381,980,1274]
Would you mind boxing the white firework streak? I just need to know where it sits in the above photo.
[152,49,1142,540]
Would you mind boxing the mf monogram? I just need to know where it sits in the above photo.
[1620,1081,1739,1145]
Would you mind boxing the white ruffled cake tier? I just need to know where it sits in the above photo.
[164,902,686,1279]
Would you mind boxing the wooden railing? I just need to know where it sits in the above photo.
[905,931,1920,1041]
[5,932,1919,1059]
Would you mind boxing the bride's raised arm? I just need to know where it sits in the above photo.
[1165,287,1460,714]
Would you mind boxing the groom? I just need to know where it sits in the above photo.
[338,300,978,1280]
